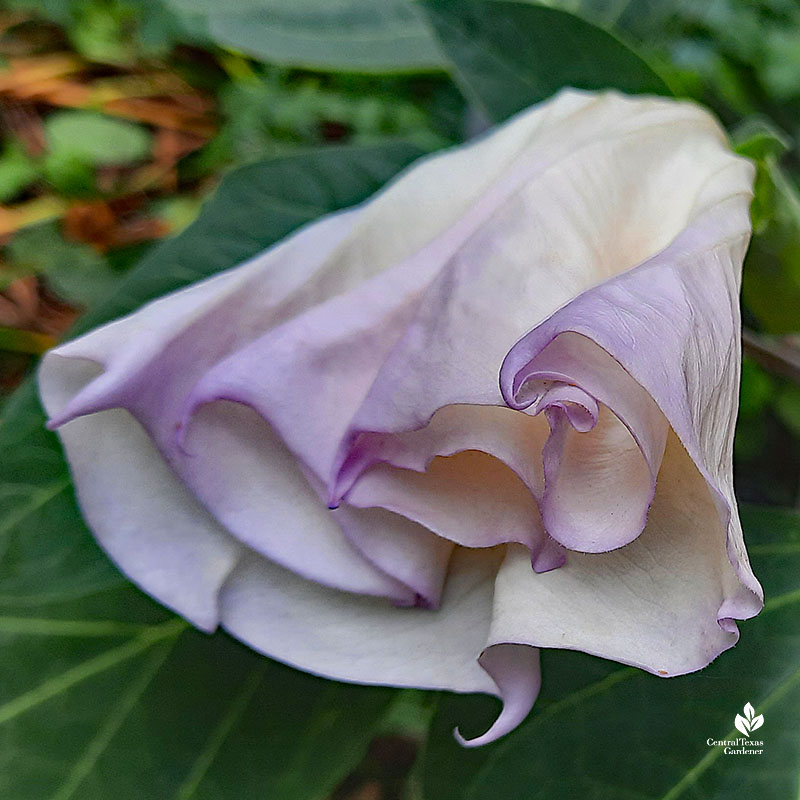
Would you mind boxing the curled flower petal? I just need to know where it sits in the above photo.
[499,195,763,625]
[455,643,541,747]
[177,401,414,601]
[509,332,669,553]
[488,431,749,675]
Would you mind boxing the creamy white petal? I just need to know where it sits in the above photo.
[219,547,502,693]
[38,357,242,631]
[178,400,413,601]
[488,432,745,675]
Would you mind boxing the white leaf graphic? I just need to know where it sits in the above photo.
[735,714,751,736]
[750,714,764,732]
[744,702,755,721]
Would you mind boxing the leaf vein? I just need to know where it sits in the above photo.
[0,616,153,637]
[0,477,70,538]
[48,640,178,800]
[0,618,186,726]
[174,663,267,800]
[659,665,800,800]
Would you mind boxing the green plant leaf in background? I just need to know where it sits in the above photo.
[742,158,800,334]
[166,0,446,73]
[6,223,119,306]
[6,0,207,61]
[209,67,446,167]
[733,117,791,235]
[418,0,671,122]
[44,111,152,168]
[729,119,800,334]
[0,140,41,204]
[0,141,426,799]
[423,506,800,800]
[731,119,800,334]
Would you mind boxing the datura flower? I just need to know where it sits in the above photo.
[39,89,764,745]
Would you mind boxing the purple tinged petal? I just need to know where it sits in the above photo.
[177,400,415,602]
[38,358,243,631]
[329,505,454,610]
[500,195,763,628]
[455,644,541,747]
[345,449,546,550]
[513,333,669,553]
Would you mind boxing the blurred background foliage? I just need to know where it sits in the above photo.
[0,2,799,799]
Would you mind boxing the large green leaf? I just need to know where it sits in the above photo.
[422,506,800,800]
[0,141,426,800]
[166,0,446,73]
[419,0,671,122]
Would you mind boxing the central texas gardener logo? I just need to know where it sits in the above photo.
[734,702,764,737]
[705,702,764,754]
